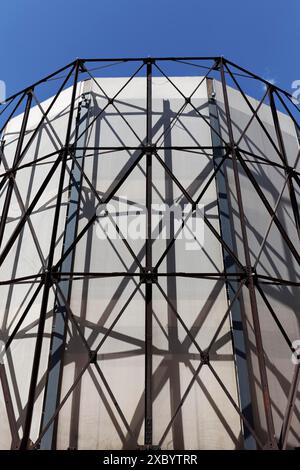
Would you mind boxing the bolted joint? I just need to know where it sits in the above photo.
[89,350,97,364]
[228,143,238,154]
[268,83,275,92]
[191,202,197,212]
[287,166,296,177]
[50,269,59,283]
[107,98,114,106]
[224,142,232,153]
[75,58,83,68]
[7,170,15,181]
[143,57,155,65]
[78,61,86,73]
[185,96,191,104]
[43,269,54,287]
[25,88,34,97]
[200,350,210,365]
[213,58,222,70]
[66,143,76,156]
[140,268,158,284]
[244,266,257,287]
[209,91,216,102]
[263,439,278,450]
[145,143,156,153]
[60,145,68,155]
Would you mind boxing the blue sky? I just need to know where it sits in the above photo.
[0,0,299,99]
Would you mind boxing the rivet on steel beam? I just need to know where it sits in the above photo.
[200,350,210,365]
[89,351,97,364]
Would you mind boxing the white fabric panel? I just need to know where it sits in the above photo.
[214,79,300,448]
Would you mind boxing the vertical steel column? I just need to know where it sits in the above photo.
[279,364,300,449]
[206,78,256,449]
[219,59,277,449]
[39,85,91,449]
[268,89,300,239]
[19,62,79,450]
[144,59,153,447]
[0,138,5,170]
[0,364,19,448]
[272,103,300,449]
[0,91,32,249]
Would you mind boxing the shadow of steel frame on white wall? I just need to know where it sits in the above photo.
[0,56,299,451]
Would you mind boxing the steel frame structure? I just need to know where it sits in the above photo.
[0,56,299,451]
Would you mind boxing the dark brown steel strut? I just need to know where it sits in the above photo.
[219,58,278,449]
[144,59,153,447]
[19,61,80,449]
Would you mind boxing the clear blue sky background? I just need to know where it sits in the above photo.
[0,0,299,98]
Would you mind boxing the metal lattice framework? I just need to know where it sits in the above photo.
[0,57,299,451]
